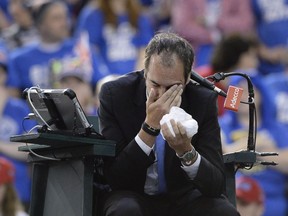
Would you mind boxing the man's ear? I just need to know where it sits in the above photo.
[144,69,147,79]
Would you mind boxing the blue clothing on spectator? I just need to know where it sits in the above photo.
[0,0,10,21]
[7,38,108,91]
[262,73,288,129]
[140,0,153,6]
[0,97,35,204]
[251,0,288,75]
[75,6,154,75]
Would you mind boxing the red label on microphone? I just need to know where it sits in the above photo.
[224,85,243,112]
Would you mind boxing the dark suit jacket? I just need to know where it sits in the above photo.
[98,70,225,197]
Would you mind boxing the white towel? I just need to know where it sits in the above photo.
[160,106,198,139]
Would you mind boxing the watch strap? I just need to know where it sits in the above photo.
[142,122,160,136]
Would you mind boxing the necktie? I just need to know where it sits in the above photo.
[155,134,167,193]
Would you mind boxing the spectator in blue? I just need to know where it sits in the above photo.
[220,75,288,216]
[142,0,172,32]
[196,33,260,116]
[74,0,154,75]
[0,43,35,212]
[6,0,108,98]
[140,0,153,7]
[261,73,288,130]
[56,64,97,116]
[170,0,255,67]
[64,0,89,29]
[0,0,9,18]
[1,0,39,51]
[3,0,39,50]
[251,0,288,75]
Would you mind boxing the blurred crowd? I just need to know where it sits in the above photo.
[0,0,288,215]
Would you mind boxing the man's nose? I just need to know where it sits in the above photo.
[157,86,167,97]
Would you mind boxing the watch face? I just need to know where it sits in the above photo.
[183,151,194,161]
[183,148,196,161]
[180,148,197,166]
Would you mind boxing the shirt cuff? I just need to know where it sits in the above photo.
[135,135,154,156]
[181,154,201,180]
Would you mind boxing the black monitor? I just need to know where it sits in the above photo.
[23,87,93,135]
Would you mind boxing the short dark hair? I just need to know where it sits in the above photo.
[28,0,64,26]
[211,34,259,72]
[144,32,194,82]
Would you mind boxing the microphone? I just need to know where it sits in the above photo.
[190,71,227,97]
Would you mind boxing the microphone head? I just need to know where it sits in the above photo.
[224,85,243,111]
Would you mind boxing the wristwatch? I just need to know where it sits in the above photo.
[177,147,198,166]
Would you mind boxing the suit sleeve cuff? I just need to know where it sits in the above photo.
[181,155,201,180]
[135,135,154,156]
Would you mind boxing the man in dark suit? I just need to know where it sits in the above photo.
[98,32,238,216]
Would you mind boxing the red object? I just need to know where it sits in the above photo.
[224,85,243,111]
[0,157,15,185]
[236,176,264,204]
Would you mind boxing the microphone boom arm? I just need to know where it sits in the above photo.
[210,72,256,151]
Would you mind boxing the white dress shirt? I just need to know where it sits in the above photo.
[135,135,201,195]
